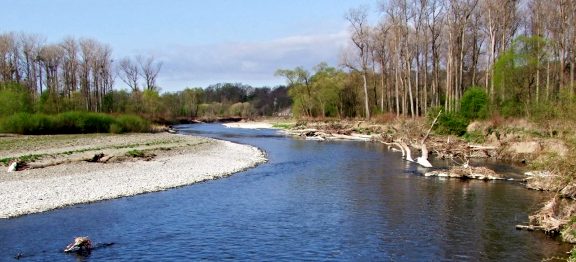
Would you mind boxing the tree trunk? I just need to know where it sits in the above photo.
[362,72,370,119]
[406,59,415,118]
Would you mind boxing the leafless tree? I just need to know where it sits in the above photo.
[60,37,79,98]
[138,55,162,92]
[19,33,43,94]
[344,7,372,119]
[118,57,140,92]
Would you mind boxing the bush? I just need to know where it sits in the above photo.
[437,113,468,136]
[114,115,150,133]
[0,82,33,117]
[460,86,489,120]
[0,112,150,135]
[428,107,469,136]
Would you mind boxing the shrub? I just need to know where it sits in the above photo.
[437,113,468,136]
[0,83,33,117]
[428,107,469,136]
[460,86,489,120]
[0,112,150,135]
[114,115,150,133]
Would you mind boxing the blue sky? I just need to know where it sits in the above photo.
[3,0,378,91]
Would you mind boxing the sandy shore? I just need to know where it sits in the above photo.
[223,122,275,129]
[0,133,266,218]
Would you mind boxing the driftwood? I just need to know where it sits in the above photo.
[416,110,441,168]
[64,237,92,253]
[398,140,414,162]
[515,224,545,231]
[388,110,442,167]
[424,166,504,180]
[7,161,17,172]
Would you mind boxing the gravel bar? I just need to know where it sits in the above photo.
[0,133,266,218]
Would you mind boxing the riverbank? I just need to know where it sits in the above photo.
[0,133,266,218]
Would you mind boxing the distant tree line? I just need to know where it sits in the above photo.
[278,0,576,121]
[0,32,292,123]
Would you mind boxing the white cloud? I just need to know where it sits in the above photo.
[154,31,349,91]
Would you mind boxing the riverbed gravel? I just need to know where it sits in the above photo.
[0,133,266,218]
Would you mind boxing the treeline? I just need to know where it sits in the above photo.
[0,32,292,126]
[278,0,576,120]
[103,83,291,122]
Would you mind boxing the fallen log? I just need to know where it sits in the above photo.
[515,224,545,231]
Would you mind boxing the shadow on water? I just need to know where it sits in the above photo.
[0,123,571,261]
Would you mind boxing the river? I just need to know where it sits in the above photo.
[0,124,571,261]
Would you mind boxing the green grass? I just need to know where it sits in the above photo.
[1,154,44,166]
[272,123,294,129]
[126,149,146,158]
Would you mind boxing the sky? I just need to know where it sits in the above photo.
[3,0,379,92]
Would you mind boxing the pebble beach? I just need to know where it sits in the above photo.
[0,133,266,218]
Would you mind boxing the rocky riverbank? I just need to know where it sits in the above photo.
[0,133,267,218]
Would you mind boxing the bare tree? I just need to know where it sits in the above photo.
[344,7,372,119]
[138,55,162,92]
[19,33,44,94]
[118,57,140,91]
[60,37,79,98]
[0,33,18,82]
[38,44,64,95]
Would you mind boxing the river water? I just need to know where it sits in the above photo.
[0,124,571,261]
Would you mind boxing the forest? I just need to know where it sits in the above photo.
[0,33,291,129]
[1,0,575,133]
[278,0,575,124]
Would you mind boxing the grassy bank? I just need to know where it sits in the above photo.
[0,112,150,135]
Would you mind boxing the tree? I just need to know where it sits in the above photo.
[492,36,547,116]
[275,66,314,117]
[118,57,140,91]
[311,63,345,118]
[138,56,162,91]
[344,7,372,119]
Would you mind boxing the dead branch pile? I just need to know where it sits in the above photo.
[528,197,576,237]
[425,165,504,180]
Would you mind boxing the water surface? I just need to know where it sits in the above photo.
[0,124,570,261]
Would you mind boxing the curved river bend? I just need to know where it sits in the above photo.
[0,124,571,261]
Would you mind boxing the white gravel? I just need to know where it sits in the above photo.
[0,139,266,218]
[223,122,274,129]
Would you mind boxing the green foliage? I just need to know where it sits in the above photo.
[279,63,347,118]
[492,36,548,117]
[56,111,115,133]
[0,112,150,135]
[0,82,33,117]
[113,115,150,133]
[126,149,145,158]
[460,86,488,120]
[428,107,469,136]
[227,102,254,118]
